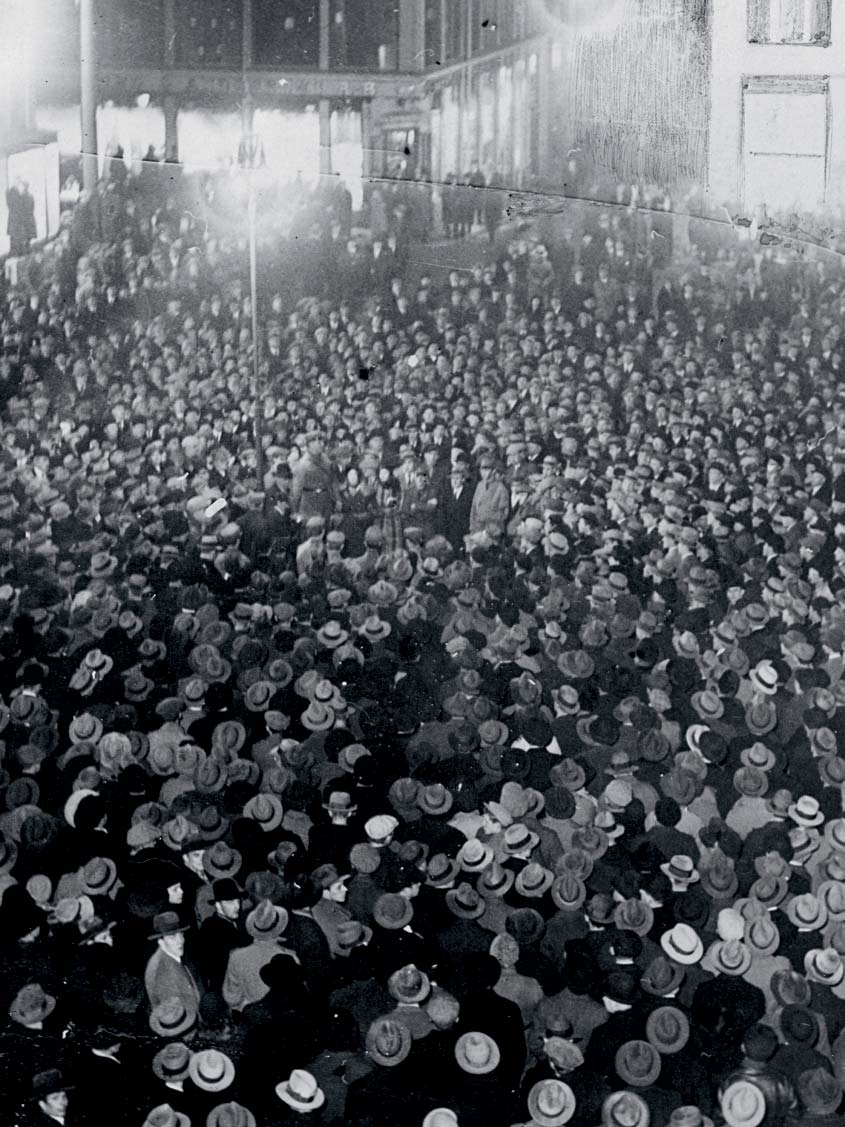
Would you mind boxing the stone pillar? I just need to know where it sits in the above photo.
[491,70,499,175]
[537,37,552,184]
[164,0,175,67]
[455,80,463,176]
[164,95,179,163]
[440,0,447,64]
[243,0,253,69]
[510,58,518,187]
[361,98,373,178]
[319,98,332,175]
[398,0,425,71]
[241,0,254,140]
[79,0,98,192]
[319,0,331,70]
[240,96,255,141]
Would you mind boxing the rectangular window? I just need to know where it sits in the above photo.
[344,0,399,70]
[253,0,319,67]
[424,0,443,65]
[444,2,463,62]
[175,0,241,67]
[742,76,829,210]
[747,0,831,45]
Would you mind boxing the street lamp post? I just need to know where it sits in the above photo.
[238,133,266,481]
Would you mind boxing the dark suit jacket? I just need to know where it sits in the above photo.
[73,1050,146,1127]
[197,914,244,994]
[437,480,474,550]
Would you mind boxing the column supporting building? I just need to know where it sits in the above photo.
[319,98,332,176]
[491,69,500,173]
[319,0,331,71]
[509,56,518,186]
[240,97,255,143]
[242,0,253,70]
[79,0,98,192]
[163,0,175,67]
[163,95,179,164]
[537,37,552,184]
[361,99,373,178]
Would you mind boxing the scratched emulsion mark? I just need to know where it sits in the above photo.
[563,0,710,187]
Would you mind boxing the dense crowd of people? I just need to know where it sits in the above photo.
[0,160,845,1127]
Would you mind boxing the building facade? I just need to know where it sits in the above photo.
[709,0,845,214]
[33,0,565,194]
[27,0,843,216]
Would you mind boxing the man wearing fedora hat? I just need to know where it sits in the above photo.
[149,1042,193,1119]
[24,1069,76,1127]
[272,1067,332,1124]
[308,864,357,958]
[307,786,360,859]
[72,1024,149,1127]
[144,912,201,1014]
[14,133,845,1127]
[222,901,296,1012]
[718,1025,797,1125]
[795,1067,844,1124]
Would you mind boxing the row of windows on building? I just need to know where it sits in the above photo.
[748,0,831,44]
[424,0,548,66]
[39,0,551,72]
[422,0,836,61]
[41,0,401,71]
[36,0,838,76]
